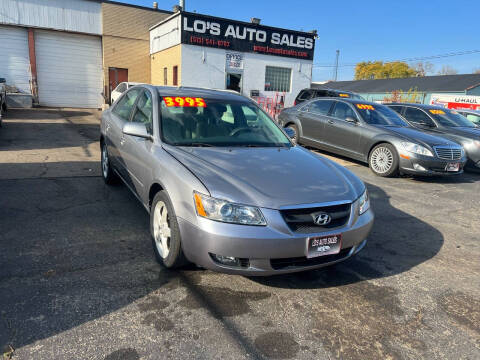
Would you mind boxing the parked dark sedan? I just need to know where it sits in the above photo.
[278,98,466,177]
[386,103,480,172]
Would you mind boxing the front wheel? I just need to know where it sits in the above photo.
[369,143,399,177]
[101,141,118,184]
[150,191,188,268]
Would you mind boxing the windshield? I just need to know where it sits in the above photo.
[355,103,409,126]
[430,109,476,128]
[160,97,291,147]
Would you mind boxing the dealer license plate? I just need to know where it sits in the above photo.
[307,234,342,258]
[445,162,460,172]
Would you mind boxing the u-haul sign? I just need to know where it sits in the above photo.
[430,93,480,110]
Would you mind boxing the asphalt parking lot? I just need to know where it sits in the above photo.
[1,108,479,360]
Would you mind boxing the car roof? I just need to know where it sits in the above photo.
[153,86,250,102]
[301,88,355,94]
[307,97,379,106]
[384,102,448,110]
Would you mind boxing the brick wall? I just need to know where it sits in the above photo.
[102,2,170,100]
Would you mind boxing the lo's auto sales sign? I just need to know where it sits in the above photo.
[181,12,315,60]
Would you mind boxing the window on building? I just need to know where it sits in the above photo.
[264,66,291,92]
[163,67,168,86]
[173,66,178,86]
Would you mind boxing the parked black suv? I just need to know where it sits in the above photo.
[294,88,363,105]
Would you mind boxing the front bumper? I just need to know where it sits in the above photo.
[399,153,467,176]
[178,205,374,276]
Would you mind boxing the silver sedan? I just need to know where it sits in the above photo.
[100,85,374,275]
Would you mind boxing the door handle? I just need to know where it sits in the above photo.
[327,119,334,124]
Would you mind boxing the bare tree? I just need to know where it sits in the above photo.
[438,65,458,75]
[414,62,434,76]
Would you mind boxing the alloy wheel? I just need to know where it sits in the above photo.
[371,146,394,174]
[153,201,171,258]
[102,144,109,179]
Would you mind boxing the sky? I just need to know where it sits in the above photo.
[114,0,480,82]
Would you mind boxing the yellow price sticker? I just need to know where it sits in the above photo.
[339,93,350,97]
[356,104,375,110]
[429,109,445,115]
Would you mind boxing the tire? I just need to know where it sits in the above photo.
[368,143,399,177]
[287,124,298,144]
[101,141,118,184]
[150,190,188,268]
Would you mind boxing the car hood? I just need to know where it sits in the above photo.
[163,145,364,209]
[380,126,458,147]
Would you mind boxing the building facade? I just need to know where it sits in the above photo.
[150,12,316,107]
[0,0,170,108]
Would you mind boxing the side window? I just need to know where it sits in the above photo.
[332,102,358,121]
[309,100,335,115]
[314,90,328,98]
[404,107,435,127]
[112,89,141,121]
[115,83,127,93]
[298,90,313,100]
[389,106,403,115]
[131,90,153,134]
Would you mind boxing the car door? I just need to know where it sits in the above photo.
[322,101,364,159]
[119,89,154,200]
[297,99,334,143]
[108,88,142,181]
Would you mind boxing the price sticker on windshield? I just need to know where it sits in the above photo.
[356,104,375,110]
[339,93,350,97]
[163,97,206,107]
[429,109,445,115]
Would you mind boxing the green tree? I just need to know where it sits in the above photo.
[355,61,417,80]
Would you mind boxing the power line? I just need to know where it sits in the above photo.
[313,49,480,68]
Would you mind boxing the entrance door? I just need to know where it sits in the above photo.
[109,68,128,101]
[226,73,242,93]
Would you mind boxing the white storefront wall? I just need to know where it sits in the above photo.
[180,44,312,107]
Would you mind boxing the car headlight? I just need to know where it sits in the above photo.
[401,142,433,157]
[194,192,266,226]
[357,189,370,215]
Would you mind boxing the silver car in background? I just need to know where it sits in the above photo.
[279,98,467,177]
[100,85,374,275]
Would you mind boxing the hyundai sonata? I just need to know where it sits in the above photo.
[100,85,374,275]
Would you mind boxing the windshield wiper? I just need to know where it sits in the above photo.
[174,142,215,147]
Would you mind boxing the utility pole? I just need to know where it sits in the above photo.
[334,50,340,81]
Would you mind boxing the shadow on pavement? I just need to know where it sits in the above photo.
[251,182,445,289]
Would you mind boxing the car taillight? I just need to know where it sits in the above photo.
[294,100,297,106]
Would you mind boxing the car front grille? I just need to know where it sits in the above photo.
[270,247,352,270]
[280,202,351,234]
[434,146,463,160]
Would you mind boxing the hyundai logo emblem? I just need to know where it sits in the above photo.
[312,213,331,225]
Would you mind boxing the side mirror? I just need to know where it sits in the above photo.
[122,122,152,140]
[283,127,296,139]
[345,116,357,123]
[0,78,6,83]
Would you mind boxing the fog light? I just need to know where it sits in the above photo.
[210,253,249,268]
[413,163,427,171]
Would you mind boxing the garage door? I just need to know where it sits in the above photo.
[35,30,103,108]
[0,26,31,94]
